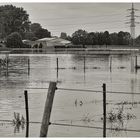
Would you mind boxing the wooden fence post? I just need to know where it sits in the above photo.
[135,55,137,68]
[56,58,58,79]
[6,54,9,76]
[28,58,30,75]
[110,56,112,72]
[103,83,106,137]
[40,82,57,137]
[84,56,86,73]
[24,90,29,137]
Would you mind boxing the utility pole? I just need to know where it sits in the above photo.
[126,3,139,46]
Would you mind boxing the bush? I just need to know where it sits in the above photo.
[6,32,23,48]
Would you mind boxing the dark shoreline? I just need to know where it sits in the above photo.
[0,47,140,55]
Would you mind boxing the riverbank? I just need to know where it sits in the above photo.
[0,46,140,55]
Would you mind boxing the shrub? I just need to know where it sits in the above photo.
[6,32,23,48]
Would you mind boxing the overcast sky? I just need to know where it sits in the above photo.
[1,3,140,37]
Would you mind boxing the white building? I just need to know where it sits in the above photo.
[36,37,71,48]
[23,37,71,49]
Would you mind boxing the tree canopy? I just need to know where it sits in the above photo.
[34,28,51,39]
[72,29,88,46]
[6,32,23,48]
[24,23,51,40]
[30,23,42,33]
[0,5,51,41]
[0,5,30,38]
[60,32,67,39]
[69,29,131,46]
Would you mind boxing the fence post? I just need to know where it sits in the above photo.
[84,56,86,73]
[56,58,58,79]
[109,56,112,72]
[103,83,106,137]
[24,90,29,137]
[28,58,30,75]
[6,54,9,76]
[40,82,57,137]
[135,55,137,68]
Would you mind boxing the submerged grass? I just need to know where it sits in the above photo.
[107,105,136,123]
[12,112,25,133]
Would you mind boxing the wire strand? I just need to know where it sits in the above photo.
[50,122,140,133]
[25,87,140,95]
[1,119,140,133]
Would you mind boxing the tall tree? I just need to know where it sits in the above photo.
[24,31,36,41]
[0,5,30,38]
[110,32,118,45]
[30,23,42,33]
[6,32,23,48]
[103,31,111,47]
[118,31,130,45]
[86,32,97,45]
[134,35,140,46]
[60,32,67,39]
[97,32,104,46]
[35,28,51,39]
[72,29,88,47]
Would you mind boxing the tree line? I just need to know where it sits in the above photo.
[1,4,140,48]
[60,29,133,47]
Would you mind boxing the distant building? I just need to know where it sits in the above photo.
[36,37,71,48]
[22,40,36,47]
[22,37,71,49]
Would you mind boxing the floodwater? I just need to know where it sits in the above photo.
[0,53,140,137]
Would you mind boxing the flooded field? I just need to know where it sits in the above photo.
[0,53,140,137]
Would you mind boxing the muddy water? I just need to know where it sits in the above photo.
[0,53,140,137]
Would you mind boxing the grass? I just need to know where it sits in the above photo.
[107,105,136,123]
[12,112,25,133]
[105,104,136,132]
[81,113,94,123]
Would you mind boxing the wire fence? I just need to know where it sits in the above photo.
[1,119,140,133]
[26,87,140,95]
[1,83,140,137]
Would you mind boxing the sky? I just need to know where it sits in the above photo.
[1,2,140,37]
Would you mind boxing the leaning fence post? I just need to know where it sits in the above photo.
[24,90,29,137]
[103,83,106,137]
[40,82,57,137]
